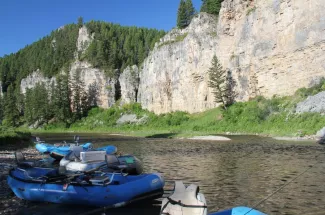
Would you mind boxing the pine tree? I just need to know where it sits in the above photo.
[0,94,3,122]
[78,16,84,28]
[24,88,34,124]
[201,0,223,16]
[71,69,84,120]
[177,0,188,29]
[185,0,196,26]
[3,85,20,126]
[34,83,50,124]
[53,73,72,127]
[201,0,208,12]
[208,55,234,109]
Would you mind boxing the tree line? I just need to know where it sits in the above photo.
[0,69,95,128]
[177,0,224,29]
[83,21,165,76]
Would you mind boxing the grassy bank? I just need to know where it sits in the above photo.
[0,126,32,145]
[29,80,325,138]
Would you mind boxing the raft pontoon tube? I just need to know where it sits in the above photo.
[7,166,164,207]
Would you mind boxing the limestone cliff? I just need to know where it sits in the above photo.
[138,0,325,113]
[138,13,218,114]
[69,61,116,108]
[20,25,118,109]
[218,0,325,100]
[20,70,56,94]
[119,65,139,105]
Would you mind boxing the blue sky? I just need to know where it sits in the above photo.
[0,0,202,57]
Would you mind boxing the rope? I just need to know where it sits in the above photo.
[243,153,323,215]
[159,197,207,215]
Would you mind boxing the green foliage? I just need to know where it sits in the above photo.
[0,126,31,145]
[24,83,51,125]
[177,0,196,29]
[84,21,165,73]
[208,55,236,109]
[3,85,20,126]
[0,95,3,122]
[246,6,256,16]
[185,0,196,25]
[149,111,190,127]
[39,93,325,138]
[71,69,89,121]
[177,0,188,29]
[158,33,188,48]
[201,0,223,16]
[78,16,84,27]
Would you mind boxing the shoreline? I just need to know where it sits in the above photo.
[28,129,319,142]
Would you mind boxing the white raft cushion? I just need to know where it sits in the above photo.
[80,151,106,163]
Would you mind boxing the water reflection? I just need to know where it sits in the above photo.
[25,134,325,215]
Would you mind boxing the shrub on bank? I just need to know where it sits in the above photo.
[37,81,325,137]
[0,126,31,145]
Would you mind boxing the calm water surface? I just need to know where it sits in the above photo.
[23,134,325,215]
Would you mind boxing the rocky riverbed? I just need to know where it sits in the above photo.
[0,147,45,215]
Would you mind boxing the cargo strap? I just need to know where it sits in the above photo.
[160,197,207,215]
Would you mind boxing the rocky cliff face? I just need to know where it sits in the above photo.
[20,26,119,109]
[218,0,325,101]
[20,70,56,94]
[138,0,325,113]
[138,13,219,114]
[119,65,139,105]
[69,61,117,108]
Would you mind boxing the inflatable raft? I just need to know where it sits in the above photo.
[7,167,164,207]
[160,181,267,215]
[60,149,143,174]
[35,142,92,154]
[50,144,117,160]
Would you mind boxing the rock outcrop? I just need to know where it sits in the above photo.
[296,91,325,114]
[70,61,117,108]
[138,0,325,113]
[218,0,325,101]
[138,13,218,114]
[76,26,93,59]
[119,65,139,105]
[20,70,56,94]
[20,25,118,109]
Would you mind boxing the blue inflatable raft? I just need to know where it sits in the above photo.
[35,142,92,154]
[50,144,117,160]
[7,167,165,207]
[210,206,266,215]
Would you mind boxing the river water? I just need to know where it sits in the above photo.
[16,134,325,214]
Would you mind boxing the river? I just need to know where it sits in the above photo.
[10,134,325,214]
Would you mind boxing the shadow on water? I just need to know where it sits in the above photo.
[145,133,178,138]
[17,200,161,215]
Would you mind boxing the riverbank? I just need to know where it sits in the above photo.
[0,126,32,146]
[15,82,325,140]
